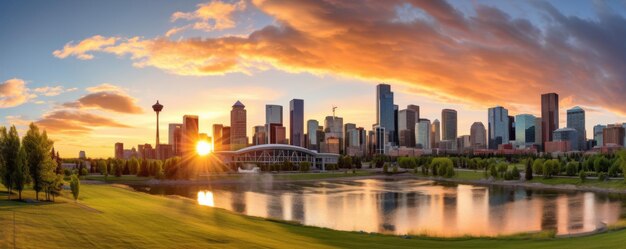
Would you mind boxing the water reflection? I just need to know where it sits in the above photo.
[138,179,625,237]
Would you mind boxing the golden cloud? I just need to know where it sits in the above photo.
[167,0,246,36]
[0,78,36,108]
[54,0,626,116]
[63,83,143,114]
[36,110,131,134]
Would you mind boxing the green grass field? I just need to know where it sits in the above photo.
[2,184,626,248]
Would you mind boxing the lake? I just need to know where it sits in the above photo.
[131,178,626,237]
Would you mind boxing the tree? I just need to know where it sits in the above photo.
[13,146,30,200]
[1,126,20,200]
[532,159,545,175]
[138,159,149,177]
[22,123,56,200]
[543,159,559,179]
[70,174,80,202]
[128,158,140,175]
[525,158,533,180]
[98,160,108,179]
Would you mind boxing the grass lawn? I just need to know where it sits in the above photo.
[454,170,487,181]
[2,184,626,248]
[530,177,626,190]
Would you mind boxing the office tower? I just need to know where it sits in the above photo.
[168,123,182,155]
[182,115,199,155]
[407,105,420,121]
[78,151,86,159]
[566,107,586,151]
[230,101,247,150]
[441,109,457,141]
[515,114,536,148]
[324,116,343,152]
[508,115,515,141]
[470,122,487,149]
[541,93,559,146]
[344,123,357,151]
[307,120,319,151]
[457,135,471,152]
[603,124,625,146]
[376,84,395,144]
[593,125,606,148]
[415,119,431,149]
[289,99,304,147]
[394,104,399,143]
[212,124,223,151]
[114,142,123,159]
[398,108,417,147]
[430,119,441,148]
[274,126,287,144]
[488,106,509,149]
[222,126,231,149]
[252,125,266,145]
[534,117,542,148]
[553,128,578,151]
[373,125,387,154]
[265,104,284,144]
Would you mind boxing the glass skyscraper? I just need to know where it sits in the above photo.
[289,99,304,147]
[307,119,319,151]
[488,106,509,149]
[515,114,536,148]
[441,109,457,141]
[415,119,430,149]
[376,84,395,145]
[566,106,585,151]
[593,124,606,148]
[541,93,559,145]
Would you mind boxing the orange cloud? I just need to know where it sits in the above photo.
[52,35,118,60]
[167,0,246,36]
[0,78,36,108]
[62,84,143,114]
[36,110,131,134]
[54,0,626,116]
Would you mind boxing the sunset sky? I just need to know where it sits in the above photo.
[1,0,626,158]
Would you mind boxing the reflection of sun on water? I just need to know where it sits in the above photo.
[197,191,215,207]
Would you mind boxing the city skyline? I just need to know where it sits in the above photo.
[2,0,626,157]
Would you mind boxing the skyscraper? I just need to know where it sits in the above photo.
[488,106,509,149]
[115,142,124,159]
[603,124,625,146]
[230,100,247,150]
[470,122,487,149]
[252,125,266,145]
[508,115,515,141]
[265,104,283,144]
[407,105,420,121]
[376,84,395,145]
[344,123,357,151]
[394,104,399,143]
[397,108,417,147]
[324,116,343,153]
[182,115,199,156]
[441,109,457,141]
[168,123,182,155]
[430,119,441,148]
[593,124,606,148]
[289,99,304,147]
[514,114,536,148]
[541,93,559,147]
[566,106,586,151]
[307,119,319,151]
[534,117,542,148]
[212,124,223,151]
[415,119,430,149]
[553,128,579,151]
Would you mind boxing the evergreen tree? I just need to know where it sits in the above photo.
[525,158,533,180]
[13,146,30,200]
[1,126,21,200]
[70,174,80,202]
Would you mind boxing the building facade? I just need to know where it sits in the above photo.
[289,99,304,147]
[593,124,606,148]
[230,101,247,150]
[515,114,536,148]
[182,115,199,156]
[430,119,441,149]
[541,93,559,146]
[376,84,395,145]
[566,106,586,151]
[415,119,431,149]
[306,119,319,151]
[488,106,509,149]
[553,128,578,151]
[603,124,625,146]
[441,109,457,141]
[397,108,417,147]
[470,122,487,149]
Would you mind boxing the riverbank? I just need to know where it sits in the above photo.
[2,184,626,248]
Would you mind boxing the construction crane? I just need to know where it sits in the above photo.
[332,105,337,118]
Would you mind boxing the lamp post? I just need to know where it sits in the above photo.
[152,100,163,159]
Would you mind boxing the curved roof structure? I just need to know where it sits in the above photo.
[228,144,324,155]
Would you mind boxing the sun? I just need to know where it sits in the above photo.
[196,140,212,156]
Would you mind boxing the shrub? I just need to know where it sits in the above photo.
[608,163,621,177]
[565,162,579,176]
[594,157,610,173]
[598,172,608,182]
[496,162,508,178]
[300,161,311,172]
[80,168,88,176]
[579,171,587,183]
[489,164,498,178]
[63,168,71,176]
[533,159,545,175]
[543,159,559,179]
[383,163,389,174]
[392,165,398,173]
[421,164,429,176]
[511,167,521,180]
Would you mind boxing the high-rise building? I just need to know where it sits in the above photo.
[430,119,441,149]
[441,109,457,141]
[289,99,304,147]
[274,126,286,144]
[168,123,182,155]
[114,142,124,159]
[515,114,536,148]
[397,109,417,147]
[541,93,559,147]
[265,104,284,144]
[508,115,515,141]
[222,126,231,150]
[534,117,542,148]
[325,116,343,153]
[78,151,86,159]
[407,105,420,121]
[373,125,387,154]
[306,120,319,151]
[470,122,487,149]
[488,106,509,149]
[376,84,395,144]
[252,125,266,145]
[415,119,430,149]
[457,135,471,152]
[182,115,199,156]
[344,123,357,151]
[593,124,606,148]
[603,124,625,146]
[566,106,585,151]
[230,101,247,150]
[212,124,223,151]
[553,128,578,151]
[393,104,399,143]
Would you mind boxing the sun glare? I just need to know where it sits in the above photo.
[197,191,215,207]
[196,140,212,156]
